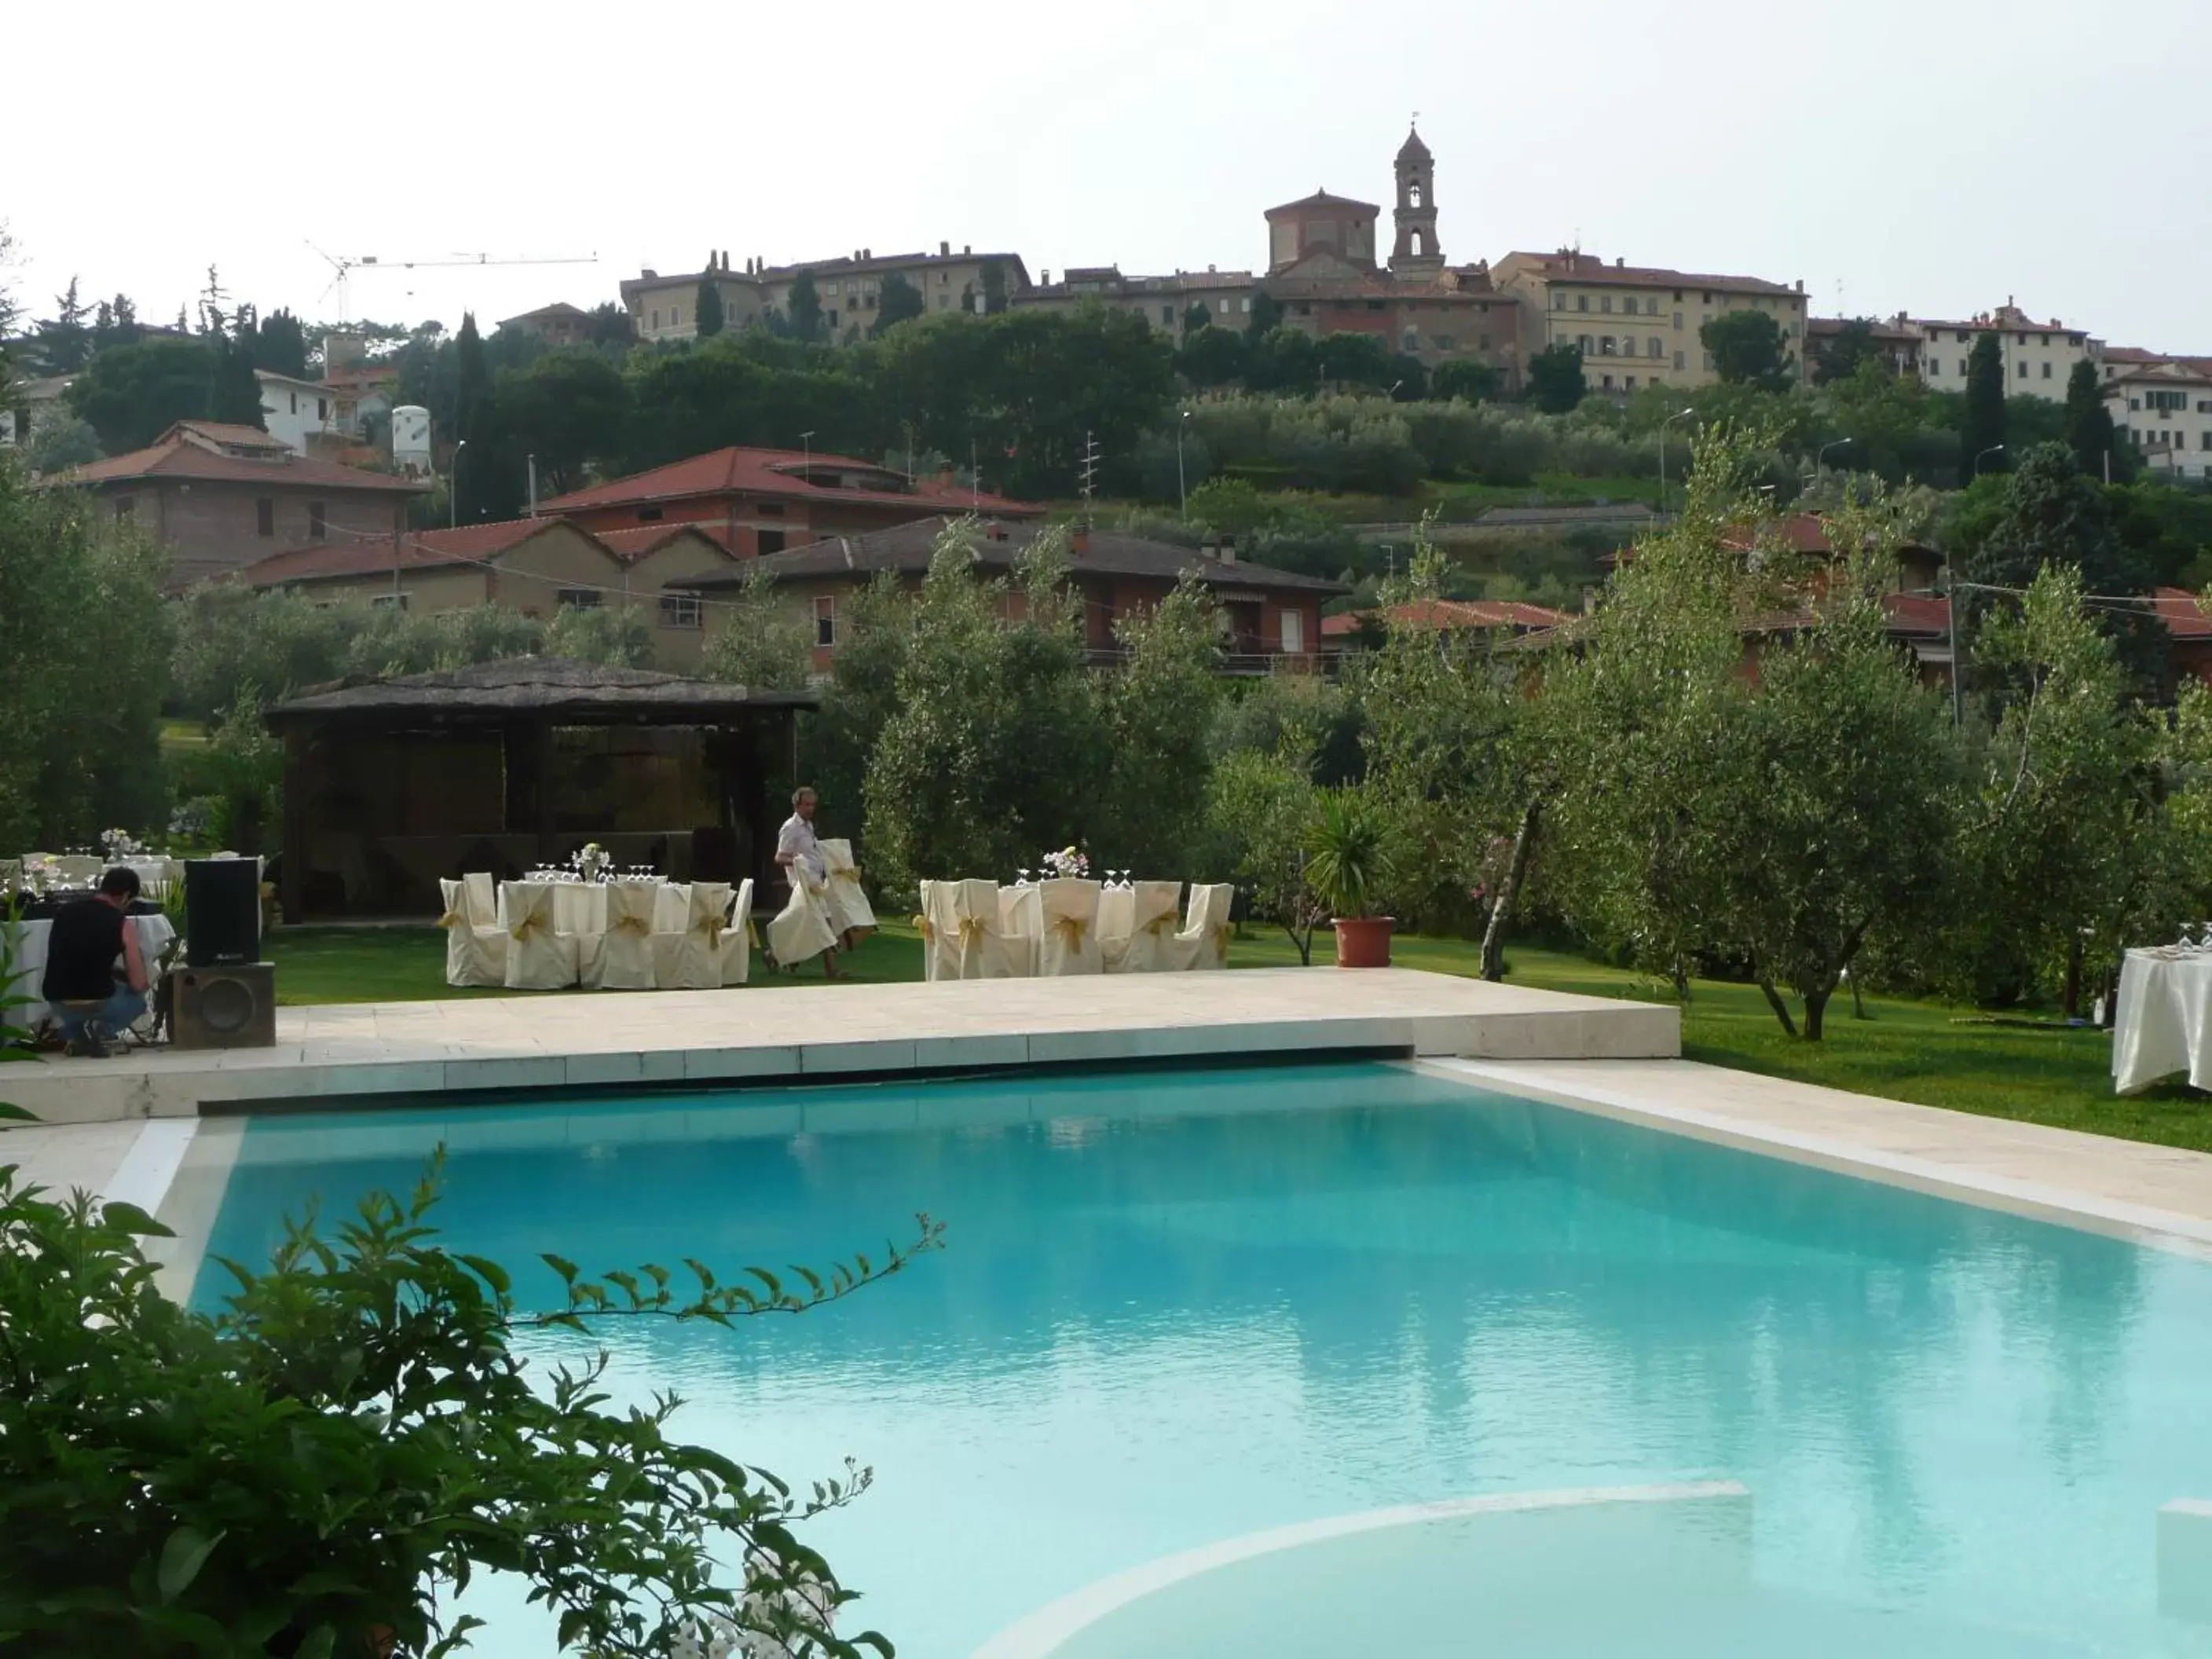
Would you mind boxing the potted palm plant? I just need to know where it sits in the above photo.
[1304,789,1397,969]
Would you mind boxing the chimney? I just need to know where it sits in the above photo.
[642,268,658,280]
[1615,256,1624,267]
[936,467,956,488]
[1072,524,1090,555]
[864,247,872,259]
[1582,586,1598,615]
[939,240,950,258]
[964,244,972,255]
[1218,533,1236,565]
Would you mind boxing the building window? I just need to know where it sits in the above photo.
[2018,361,2030,379]
[1241,297,1252,313]
[1217,298,1231,313]
[1578,335,1594,354]
[1625,376,1637,390]
[112,495,134,520]
[288,392,298,414]
[2202,431,2210,450]
[815,595,836,647]
[1599,336,1617,356]
[1644,337,1658,358]
[1956,329,1968,342]
[1674,350,1686,370]
[1600,295,1613,314]
[636,506,664,522]
[1553,291,1566,311]
[255,497,274,537]
[1601,373,1615,390]
[1703,351,1715,371]
[371,592,408,610]
[1478,332,1490,350]
[1434,335,1454,352]
[650,309,661,330]
[1402,329,1419,352]
[317,397,328,420]
[759,529,786,555]
[308,502,327,540]
[1163,305,1175,325]
[557,588,601,611]
[659,594,702,630]
[825,281,839,296]
[1279,607,1305,655]
[1576,294,1589,312]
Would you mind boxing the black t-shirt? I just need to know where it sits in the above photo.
[41,898,127,1002]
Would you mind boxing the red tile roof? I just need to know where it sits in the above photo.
[1503,250,1800,298]
[64,422,425,493]
[1321,599,1571,639]
[242,518,579,585]
[1883,592,1951,635]
[537,446,1040,518]
[2153,588,2212,639]
[591,521,742,564]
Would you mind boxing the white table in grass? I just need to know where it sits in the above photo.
[2,913,176,1031]
[2111,947,2212,1093]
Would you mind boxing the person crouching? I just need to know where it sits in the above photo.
[42,866,151,1057]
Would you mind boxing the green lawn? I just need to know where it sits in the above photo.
[262,922,2212,1155]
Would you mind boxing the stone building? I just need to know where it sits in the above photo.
[58,420,424,589]
[621,245,1031,344]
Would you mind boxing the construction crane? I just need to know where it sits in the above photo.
[307,244,599,324]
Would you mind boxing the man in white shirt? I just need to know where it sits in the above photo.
[773,786,840,977]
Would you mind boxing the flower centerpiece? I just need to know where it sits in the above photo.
[569,841,613,883]
[100,828,145,862]
[1038,846,1089,881]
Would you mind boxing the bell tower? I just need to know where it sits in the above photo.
[1390,124,1444,277]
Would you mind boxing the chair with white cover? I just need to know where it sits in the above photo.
[657,881,735,990]
[438,877,507,987]
[1172,882,1236,970]
[998,883,1043,977]
[767,866,838,972]
[819,839,877,940]
[718,879,756,984]
[500,880,578,990]
[588,877,661,990]
[463,872,500,931]
[1036,878,1103,976]
[952,878,1025,979]
[1103,881,1184,972]
[916,881,963,982]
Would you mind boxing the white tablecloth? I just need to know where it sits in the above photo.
[2111,947,2212,1093]
[3,913,177,1031]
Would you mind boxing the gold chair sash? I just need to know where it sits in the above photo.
[610,914,654,938]
[510,910,549,943]
[1143,912,1177,936]
[694,914,727,948]
[436,908,467,930]
[747,920,762,950]
[1049,914,1090,952]
[1210,922,1232,961]
[833,866,865,884]
[957,914,990,949]
[913,914,936,944]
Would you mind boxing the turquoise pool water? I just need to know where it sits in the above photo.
[194,1060,2212,1657]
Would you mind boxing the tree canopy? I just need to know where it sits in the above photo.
[1700,309,1793,389]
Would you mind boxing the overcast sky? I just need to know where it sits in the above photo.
[10,0,2208,353]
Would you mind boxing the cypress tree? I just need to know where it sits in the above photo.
[2062,357,2119,481]
[1961,330,2007,481]
[695,255,726,339]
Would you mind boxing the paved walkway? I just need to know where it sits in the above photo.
[1432,1057,2212,1255]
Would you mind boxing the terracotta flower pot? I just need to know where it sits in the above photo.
[1332,916,1395,968]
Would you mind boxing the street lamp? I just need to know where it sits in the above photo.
[450,438,468,529]
[1973,443,2006,478]
[1177,410,1190,519]
[1657,408,1694,517]
[800,430,815,474]
[1815,437,1853,471]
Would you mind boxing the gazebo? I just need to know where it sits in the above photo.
[266,657,817,921]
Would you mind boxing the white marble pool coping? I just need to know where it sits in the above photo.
[1425,1057,2212,1258]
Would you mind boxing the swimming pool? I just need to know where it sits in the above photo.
[188,1060,2212,1657]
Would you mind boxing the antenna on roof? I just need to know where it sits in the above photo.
[1078,430,1100,529]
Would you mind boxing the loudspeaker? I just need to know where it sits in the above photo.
[185,857,261,967]
[172,962,277,1050]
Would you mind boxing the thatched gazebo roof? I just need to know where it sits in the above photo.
[267,657,817,726]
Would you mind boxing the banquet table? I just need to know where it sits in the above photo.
[2111,947,2212,1093]
[3,912,177,1032]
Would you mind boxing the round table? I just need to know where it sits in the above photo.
[2111,947,2212,1093]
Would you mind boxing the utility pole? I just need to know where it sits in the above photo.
[1177,410,1189,518]
[1946,558,1964,728]
[451,438,468,529]
[527,453,538,518]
